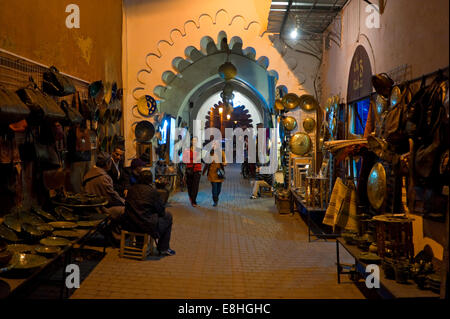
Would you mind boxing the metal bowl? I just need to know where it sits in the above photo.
[135,120,155,143]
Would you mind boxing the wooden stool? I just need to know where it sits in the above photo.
[119,230,156,260]
[259,186,273,197]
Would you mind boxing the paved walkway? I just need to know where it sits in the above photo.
[71,165,364,299]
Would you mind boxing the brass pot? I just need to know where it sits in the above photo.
[282,93,300,110]
[299,94,319,112]
[282,116,297,131]
[274,99,285,112]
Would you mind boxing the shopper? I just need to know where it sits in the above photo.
[203,141,226,207]
[250,165,274,199]
[122,170,175,256]
[182,136,202,207]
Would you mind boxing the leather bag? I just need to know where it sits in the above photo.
[60,100,83,125]
[16,79,66,122]
[43,66,75,97]
[0,86,30,125]
[372,73,394,98]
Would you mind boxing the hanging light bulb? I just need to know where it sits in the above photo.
[290,28,298,39]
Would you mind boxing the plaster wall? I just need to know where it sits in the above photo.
[0,0,123,84]
[122,0,320,162]
[319,0,449,259]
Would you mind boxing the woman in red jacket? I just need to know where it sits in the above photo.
[182,137,202,207]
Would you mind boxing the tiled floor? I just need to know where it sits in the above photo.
[71,165,364,299]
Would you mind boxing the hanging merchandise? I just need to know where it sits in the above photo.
[371,73,394,98]
[282,116,297,131]
[302,117,316,133]
[0,86,30,125]
[282,93,300,110]
[367,162,387,211]
[16,77,65,122]
[60,100,83,125]
[42,66,76,97]
[289,132,312,156]
[323,177,347,228]
[298,94,319,112]
[137,94,158,117]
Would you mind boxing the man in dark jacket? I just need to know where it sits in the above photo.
[122,170,175,256]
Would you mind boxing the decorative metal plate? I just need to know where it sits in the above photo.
[302,117,316,133]
[40,237,71,247]
[299,94,319,112]
[48,222,77,229]
[34,245,61,255]
[8,253,48,270]
[289,132,312,156]
[282,116,297,131]
[0,225,19,242]
[137,95,157,117]
[367,162,387,210]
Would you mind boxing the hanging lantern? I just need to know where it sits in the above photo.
[218,62,237,81]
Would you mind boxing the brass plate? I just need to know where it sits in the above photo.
[76,220,102,228]
[48,222,77,229]
[52,230,81,238]
[302,117,316,133]
[282,93,300,110]
[367,162,387,210]
[6,244,34,254]
[375,94,388,117]
[0,225,19,242]
[34,245,61,255]
[137,95,157,117]
[289,132,312,156]
[3,214,21,233]
[40,237,71,247]
[9,253,48,270]
[299,94,319,112]
[390,86,402,108]
[282,116,297,131]
[274,99,285,112]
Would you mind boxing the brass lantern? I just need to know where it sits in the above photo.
[218,62,237,81]
[282,116,297,131]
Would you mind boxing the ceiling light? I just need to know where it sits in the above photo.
[290,28,298,39]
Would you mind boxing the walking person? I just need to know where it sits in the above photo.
[182,136,202,207]
[203,141,226,207]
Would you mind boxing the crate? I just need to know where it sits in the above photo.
[275,196,290,214]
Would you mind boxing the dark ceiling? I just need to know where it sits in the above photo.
[267,0,348,40]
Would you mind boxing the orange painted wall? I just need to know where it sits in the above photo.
[0,0,122,84]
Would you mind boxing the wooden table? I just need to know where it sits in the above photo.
[290,189,338,242]
[336,237,440,299]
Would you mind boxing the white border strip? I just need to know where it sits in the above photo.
[0,48,90,84]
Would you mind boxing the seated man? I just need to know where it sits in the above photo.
[119,158,146,197]
[122,170,175,256]
[108,147,125,196]
[250,165,274,199]
[83,151,125,220]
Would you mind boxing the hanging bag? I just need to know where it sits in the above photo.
[43,66,75,97]
[16,77,66,122]
[60,100,83,125]
[0,86,30,125]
